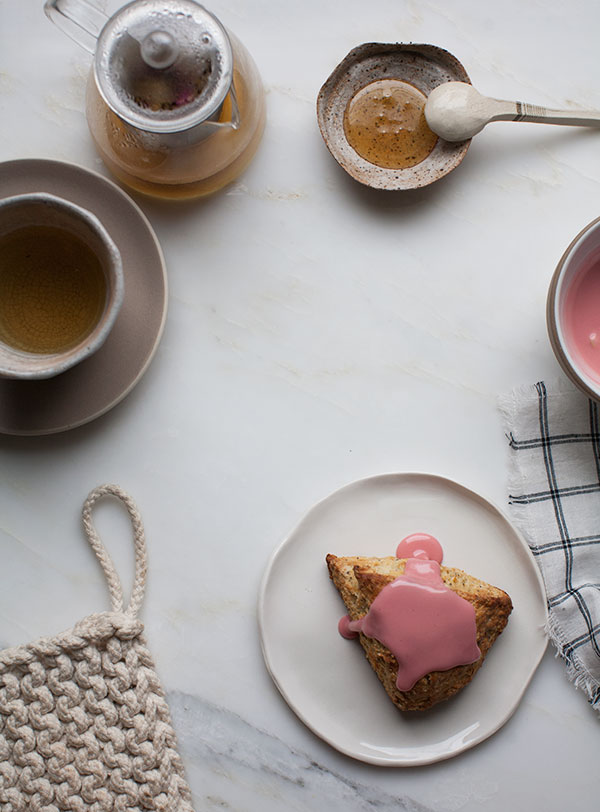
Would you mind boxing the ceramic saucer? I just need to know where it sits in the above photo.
[259,472,548,766]
[0,159,167,435]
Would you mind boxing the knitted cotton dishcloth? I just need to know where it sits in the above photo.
[0,484,194,812]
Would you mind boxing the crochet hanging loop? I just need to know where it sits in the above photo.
[81,484,148,617]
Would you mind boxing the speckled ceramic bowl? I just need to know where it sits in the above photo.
[547,216,600,402]
[317,43,472,190]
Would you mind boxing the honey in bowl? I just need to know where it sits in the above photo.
[0,225,107,355]
[343,78,438,169]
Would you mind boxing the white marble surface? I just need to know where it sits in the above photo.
[1,0,599,809]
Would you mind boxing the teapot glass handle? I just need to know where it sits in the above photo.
[201,84,241,133]
[228,82,241,130]
[44,0,108,55]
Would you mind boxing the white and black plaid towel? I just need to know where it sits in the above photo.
[499,379,600,709]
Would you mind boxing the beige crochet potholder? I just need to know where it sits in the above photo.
[0,484,194,812]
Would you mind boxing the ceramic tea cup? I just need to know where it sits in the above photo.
[547,216,600,401]
[0,192,123,379]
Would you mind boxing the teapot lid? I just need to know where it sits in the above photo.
[94,0,233,133]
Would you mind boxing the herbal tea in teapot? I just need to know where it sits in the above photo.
[45,0,266,199]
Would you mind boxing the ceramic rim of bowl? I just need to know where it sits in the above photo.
[547,215,600,402]
[316,42,472,190]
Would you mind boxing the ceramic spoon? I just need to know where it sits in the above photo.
[424,81,600,142]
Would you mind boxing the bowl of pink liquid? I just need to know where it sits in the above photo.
[547,216,600,400]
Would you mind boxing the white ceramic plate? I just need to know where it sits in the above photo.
[0,159,167,435]
[258,473,548,766]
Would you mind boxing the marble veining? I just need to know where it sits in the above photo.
[169,692,432,812]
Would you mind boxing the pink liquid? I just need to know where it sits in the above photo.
[564,256,600,383]
[339,534,481,691]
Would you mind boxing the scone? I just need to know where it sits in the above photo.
[326,536,512,711]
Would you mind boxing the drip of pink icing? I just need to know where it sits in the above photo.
[338,533,481,691]
[564,257,600,384]
[396,532,443,563]
[338,614,357,639]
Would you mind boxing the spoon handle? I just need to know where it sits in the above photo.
[491,98,600,128]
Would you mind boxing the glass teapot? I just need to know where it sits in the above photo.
[44,0,266,199]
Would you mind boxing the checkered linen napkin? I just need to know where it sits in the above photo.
[499,379,600,709]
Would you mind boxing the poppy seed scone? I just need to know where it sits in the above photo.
[326,551,513,711]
